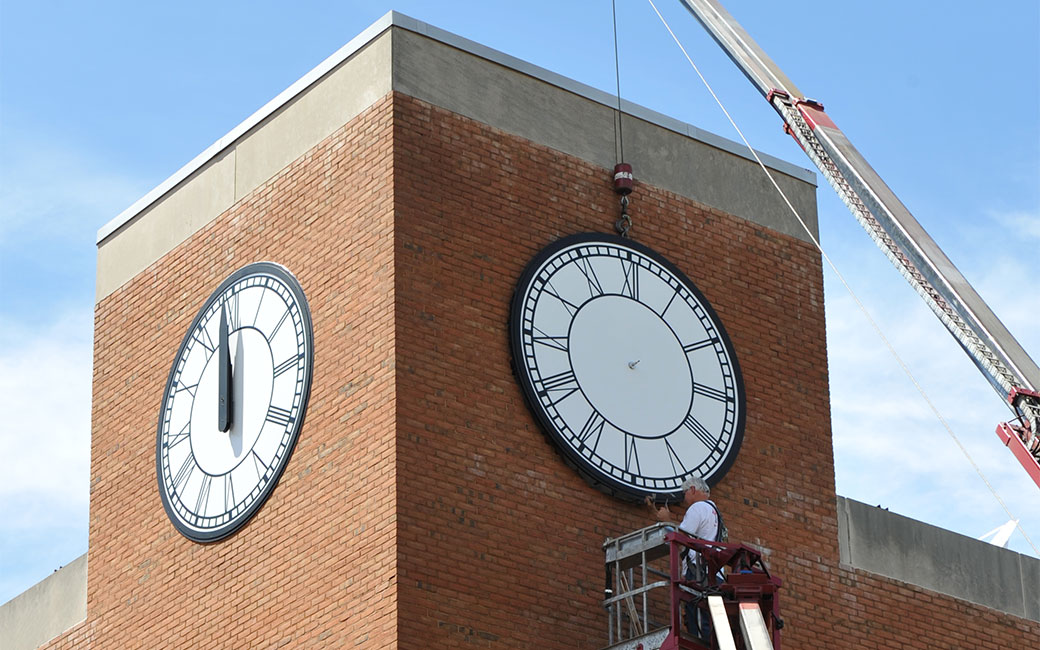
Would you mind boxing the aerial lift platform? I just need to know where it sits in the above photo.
[603,524,781,650]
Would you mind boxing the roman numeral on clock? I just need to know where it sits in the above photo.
[226,291,241,331]
[665,439,689,475]
[578,410,606,443]
[682,413,720,449]
[269,309,290,340]
[660,289,680,317]
[175,381,198,397]
[273,354,302,377]
[683,337,719,353]
[250,450,270,476]
[624,435,641,474]
[196,475,212,514]
[167,422,191,449]
[194,327,216,356]
[537,370,579,404]
[575,257,603,297]
[266,405,294,428]
[693,383,728,401]
[620,256,639,300]
[173,453,195,492]
[223,474,236,511]
[541,370,576,390]
[529,324,568,352]
[542,281,579,316]
[251,288,266,328]
[533,335,569,351]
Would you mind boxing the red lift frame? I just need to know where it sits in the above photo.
[661,530,782,650]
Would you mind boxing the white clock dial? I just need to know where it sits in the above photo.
[510,233,745,500]
[156,262,313,542]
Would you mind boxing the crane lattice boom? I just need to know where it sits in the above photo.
[677,0,1040,488]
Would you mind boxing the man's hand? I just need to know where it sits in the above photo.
[645,495,673,524]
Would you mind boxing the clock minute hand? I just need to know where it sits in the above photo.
[218,304,233,432]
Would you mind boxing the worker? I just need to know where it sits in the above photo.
[644,475,723,642]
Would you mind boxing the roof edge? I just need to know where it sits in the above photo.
[96,12,398,244]
[97,11,815,245]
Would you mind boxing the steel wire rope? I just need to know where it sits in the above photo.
[644,0,1038,555]
[612,0,625,165]
[611,0,634,237]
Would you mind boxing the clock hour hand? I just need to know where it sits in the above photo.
[218,304,233,432]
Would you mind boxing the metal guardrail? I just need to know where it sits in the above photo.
[603,524,781,650]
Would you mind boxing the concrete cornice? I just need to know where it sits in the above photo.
[96,13,395,245]
[96,11,814,246]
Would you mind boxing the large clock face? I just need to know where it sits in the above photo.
[156,262,314,542]
[509,233,745,501]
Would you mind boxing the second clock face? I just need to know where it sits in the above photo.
[509,233,745,501]
[156,262,313,542]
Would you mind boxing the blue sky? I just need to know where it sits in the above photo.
[1,1,1037,604]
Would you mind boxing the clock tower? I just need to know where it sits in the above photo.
[29,11,1035,650]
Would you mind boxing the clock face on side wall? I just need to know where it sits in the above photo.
[156,262,314,542]
[509,233,745,502]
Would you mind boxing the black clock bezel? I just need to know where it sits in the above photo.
[508,232,745,502]
[156,261,314,543]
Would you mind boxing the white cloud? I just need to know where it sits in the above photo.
[0,309,93,529]
[0,131,145,246]
[823,231,1040,556]
[990,209,1040,244]
[0,130,130,604]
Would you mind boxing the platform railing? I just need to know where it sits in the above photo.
[602,524,782,650]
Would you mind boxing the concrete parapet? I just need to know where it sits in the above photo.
[838,496,1039,621]
[0,553,86,650]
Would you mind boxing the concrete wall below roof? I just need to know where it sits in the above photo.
[0,553,86,650]
[390,26,818,246]
[837,496,1039,622]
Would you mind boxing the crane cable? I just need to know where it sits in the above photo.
[643,0,1038,555]
[611,0,625,165]
[611,0,634,237]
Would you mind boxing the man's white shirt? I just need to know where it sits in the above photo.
[679,500,719,541]
[678,500,719,574]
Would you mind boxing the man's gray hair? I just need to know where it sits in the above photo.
[681,476,709,494]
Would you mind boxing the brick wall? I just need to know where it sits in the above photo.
[46,95,399,648]
[390,93,1038,649]
[45,90,1037,649]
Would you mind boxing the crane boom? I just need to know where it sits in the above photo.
[677,0,1040,488]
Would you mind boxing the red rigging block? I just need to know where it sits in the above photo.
[613,162,634,195]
